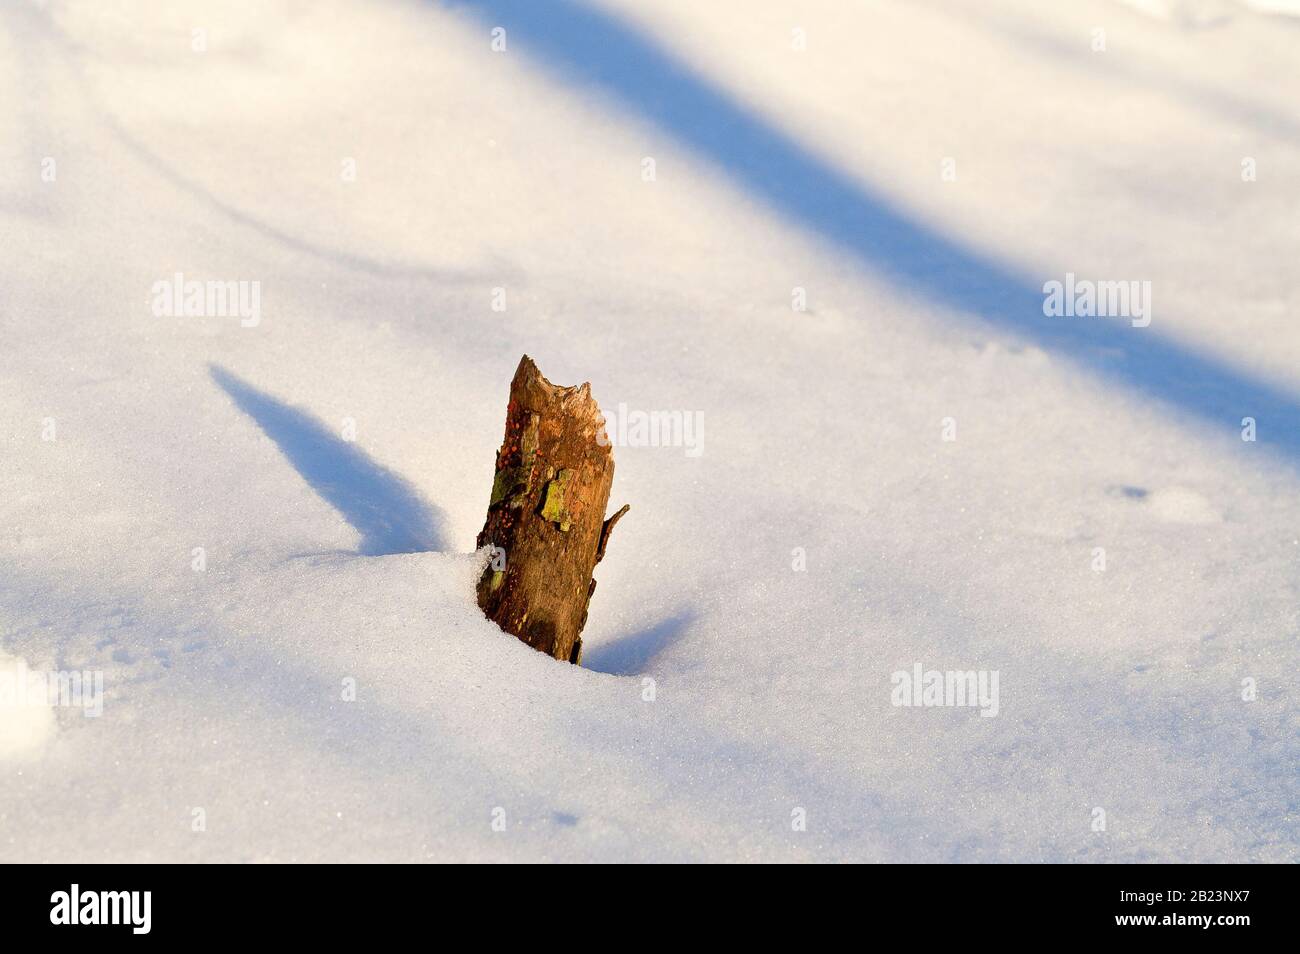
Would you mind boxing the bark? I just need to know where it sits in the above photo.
[476,355,627,664]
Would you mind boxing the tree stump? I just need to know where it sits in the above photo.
[476,356,629,664]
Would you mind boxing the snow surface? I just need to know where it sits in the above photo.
[1,0,1296,862]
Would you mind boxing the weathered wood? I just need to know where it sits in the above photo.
[476,356,627,663]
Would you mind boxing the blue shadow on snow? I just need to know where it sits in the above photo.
[211,365,448,556]
[443,0,1299,462]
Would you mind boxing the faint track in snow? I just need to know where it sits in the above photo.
[4,0,517,285]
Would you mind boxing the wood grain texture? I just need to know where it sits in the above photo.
[476,355,628,663]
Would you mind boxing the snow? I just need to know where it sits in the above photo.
[1,0,1296,862]
[0,652,58,760]
[1115,0,1300,21]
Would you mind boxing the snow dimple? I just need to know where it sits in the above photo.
[1106,484,1150,500]
[1108,484,1222,524]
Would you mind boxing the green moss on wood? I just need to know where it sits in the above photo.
[540,468,574,531]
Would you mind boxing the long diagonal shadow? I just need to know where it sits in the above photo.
[211,366,448,555]
[445,0,1299,462]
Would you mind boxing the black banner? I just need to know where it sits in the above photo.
[8,863,1288,941]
